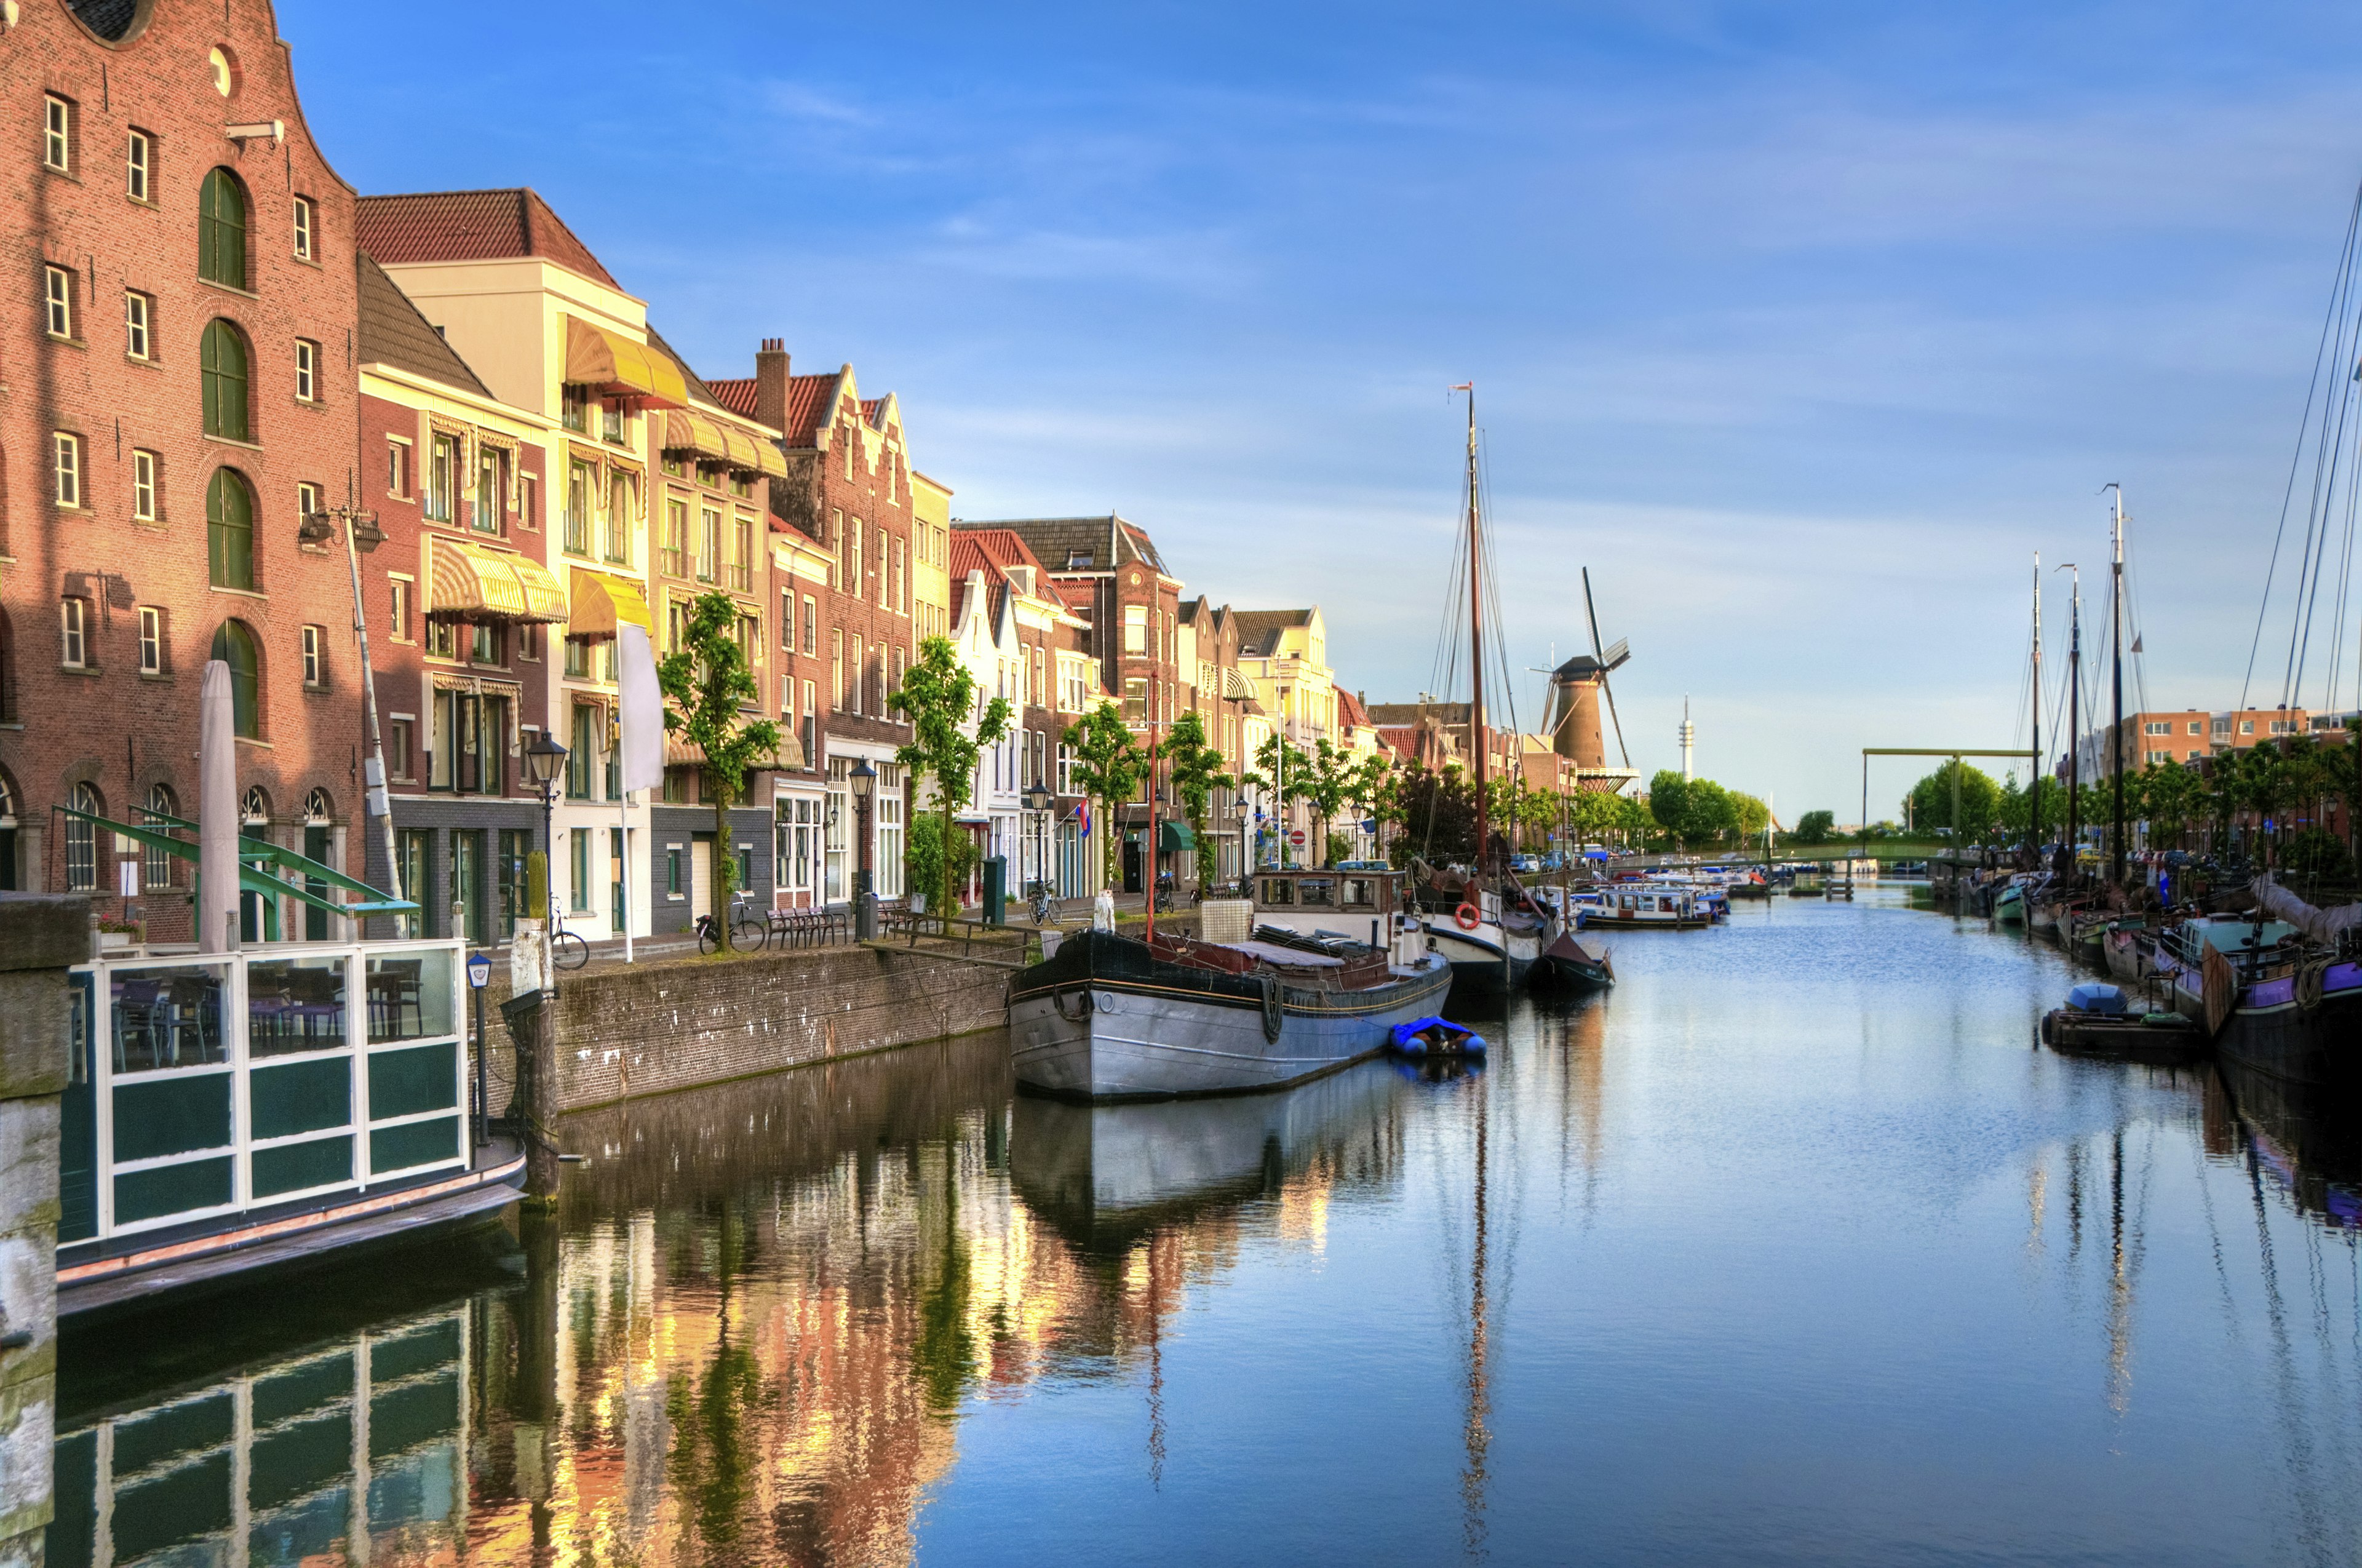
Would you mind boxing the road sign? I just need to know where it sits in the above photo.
[1289,829,1307,847]
[466,952,492,990]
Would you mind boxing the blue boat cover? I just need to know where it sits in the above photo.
[1391,1017,1487,1054]
[2066,982,2126,1015]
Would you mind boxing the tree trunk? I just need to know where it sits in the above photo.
[942,794,958,921]
[712,779,735,947]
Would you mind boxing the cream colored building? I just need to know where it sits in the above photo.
[1233,608,1339,866]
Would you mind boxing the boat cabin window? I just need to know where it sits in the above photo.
[1298,878,1335,907]
[1343,877,1377,908]
[110,963,229,1073]
[365,950,455,1042]
[1261,878,1294,906]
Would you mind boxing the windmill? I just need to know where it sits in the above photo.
[1542,569,1631,771]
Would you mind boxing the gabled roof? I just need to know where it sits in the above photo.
[357,251,492,399]
[355,189,620,289]
[1336,689,1372,731]
[955,515,1168,579]
[958,528,1049,581]
[1233,609,1314,658]
[704,378,758,418]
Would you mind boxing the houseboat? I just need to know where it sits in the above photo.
[60,934,525,1318]
[1579,884,1712,930]
[1009,866,1453,1100]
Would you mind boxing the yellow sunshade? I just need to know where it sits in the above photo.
[565,316,686,409]
[567,567,653,643]
[428,538,569,625]
[661,408,729,461]
[665,731,805,770]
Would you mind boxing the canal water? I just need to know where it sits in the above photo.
[50,888,2362,1566]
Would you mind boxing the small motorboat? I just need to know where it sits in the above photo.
[1390,1016,1487,1056]
[1994,883,2026,923]
[1540,930,1615,989]
[2040,981,2205,1063]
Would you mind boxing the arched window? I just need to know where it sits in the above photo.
[304,787,331,822]
[199,168,247,289]
[144,783,178,888]
[0,604,14,724]
[207,469,254,590]
[212,621,260,739]
[65,782,100,893]
[242,786,269,826]
[200,320,250,441]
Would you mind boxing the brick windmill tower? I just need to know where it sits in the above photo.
[1542,570,1639,792]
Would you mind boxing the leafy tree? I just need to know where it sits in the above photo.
[1163,709,1232,890]
[1907,760,2002,840]
[1063,701,1145,888]
[1386,761,1479,867]
[889,635,1012,917]
[1342,753,1394,864]
[904,811,977,914]
[1648,771,1691,847]
[657,591,783,947]
[1791,809,1835,845]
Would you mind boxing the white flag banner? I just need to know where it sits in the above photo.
[618,624,666,795]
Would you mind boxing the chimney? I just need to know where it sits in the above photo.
[755,338,790,431]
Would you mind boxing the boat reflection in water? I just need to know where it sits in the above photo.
[1010,1064,1406,1257]
[2208,1059,2362,1231]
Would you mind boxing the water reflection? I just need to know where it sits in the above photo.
[51,893,2362,1566]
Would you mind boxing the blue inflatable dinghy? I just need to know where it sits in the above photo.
[1390,1017,1486,1056]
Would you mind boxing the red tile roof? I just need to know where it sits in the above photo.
[957,528,1047,578]
[704,377,758,417]
[354,189,619,288]
[781,373,841,446]
[1336,689,1372,731]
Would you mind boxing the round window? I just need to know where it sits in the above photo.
[208,46,238,97]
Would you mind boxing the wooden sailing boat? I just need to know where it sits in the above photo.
[1416,384,1549,989]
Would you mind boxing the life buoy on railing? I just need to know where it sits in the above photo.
[1455,904,1481,931]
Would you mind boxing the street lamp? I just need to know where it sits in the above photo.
[522,731,569,932]
[1228,797,1251,889]
[849,758,878,937]
[1023,778,1052,907]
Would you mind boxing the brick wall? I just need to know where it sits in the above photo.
[481,945,1009,1113]
[1,0,365,930]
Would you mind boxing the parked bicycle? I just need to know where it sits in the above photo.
[1027,879,1059,928]
[694,904,769,955]
[550,927,590,971]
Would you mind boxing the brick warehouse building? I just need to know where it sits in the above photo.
[0,0,364,936]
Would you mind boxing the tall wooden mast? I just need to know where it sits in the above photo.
[2107,485,2126,887]
[1460,384,1487,870]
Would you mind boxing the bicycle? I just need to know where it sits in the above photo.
[696,905,770,955]
[550,927,590,971]
[1027,880,1059,928]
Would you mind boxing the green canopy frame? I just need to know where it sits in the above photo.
[58,805,420,924]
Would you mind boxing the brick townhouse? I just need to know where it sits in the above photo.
[955,515,1183,891]
[707,344,918,904]
[0,0,364,936]
[946,526,1108,901]
[355,251,561,944]
[1177,596,1257,882]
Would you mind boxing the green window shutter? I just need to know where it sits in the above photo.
[201,320,249,442]
[199,169,247,289]
[207,468,254,591]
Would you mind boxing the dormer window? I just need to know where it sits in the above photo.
[1067,550,1092,569]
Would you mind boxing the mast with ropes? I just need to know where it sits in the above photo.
[1456,383,1488,874]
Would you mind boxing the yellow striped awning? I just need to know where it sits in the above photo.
[661,409,730,461]
[427,538,570,625]
[567,567,653,643]
[664,731,804,770]
[564,316,686,409]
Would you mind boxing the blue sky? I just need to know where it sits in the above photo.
[285,0,2362,819]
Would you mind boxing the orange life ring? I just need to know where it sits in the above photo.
[1455,903,1481,931]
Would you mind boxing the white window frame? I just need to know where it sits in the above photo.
[302,624,324,687]
[292,196,314,260]
[125,129,149,201]
[389,575,413,643]
[297,480,320,530]
[295,338,318,402]
[44,265,72,339]
[387,435,410,498]
[124,289,149,360]
[42,95,69,172]
[132,448,157,520]
[138,607,162,674]
[60,597,86,668]
[54,432,81,507]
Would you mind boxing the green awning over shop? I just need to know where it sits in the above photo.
[1159,821,1195,851]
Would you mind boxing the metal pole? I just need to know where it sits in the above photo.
[472,981,486,1150]
[341,512,401,928]
[619,790,633,964]
[2031,554,2042,862]
[2107,485,2126,889]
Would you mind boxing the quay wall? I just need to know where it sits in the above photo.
[484,945,1013,1113]
[0,895,84,1568]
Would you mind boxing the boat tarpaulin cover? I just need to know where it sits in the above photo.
[2249,872,2362,945]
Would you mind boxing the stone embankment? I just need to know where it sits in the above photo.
[484,942,1016,1114]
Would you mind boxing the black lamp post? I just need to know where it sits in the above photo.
[1229,798,1251,892]
[849,758,878,937]
[1024,778,1052,907]
[522,731,569,930]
